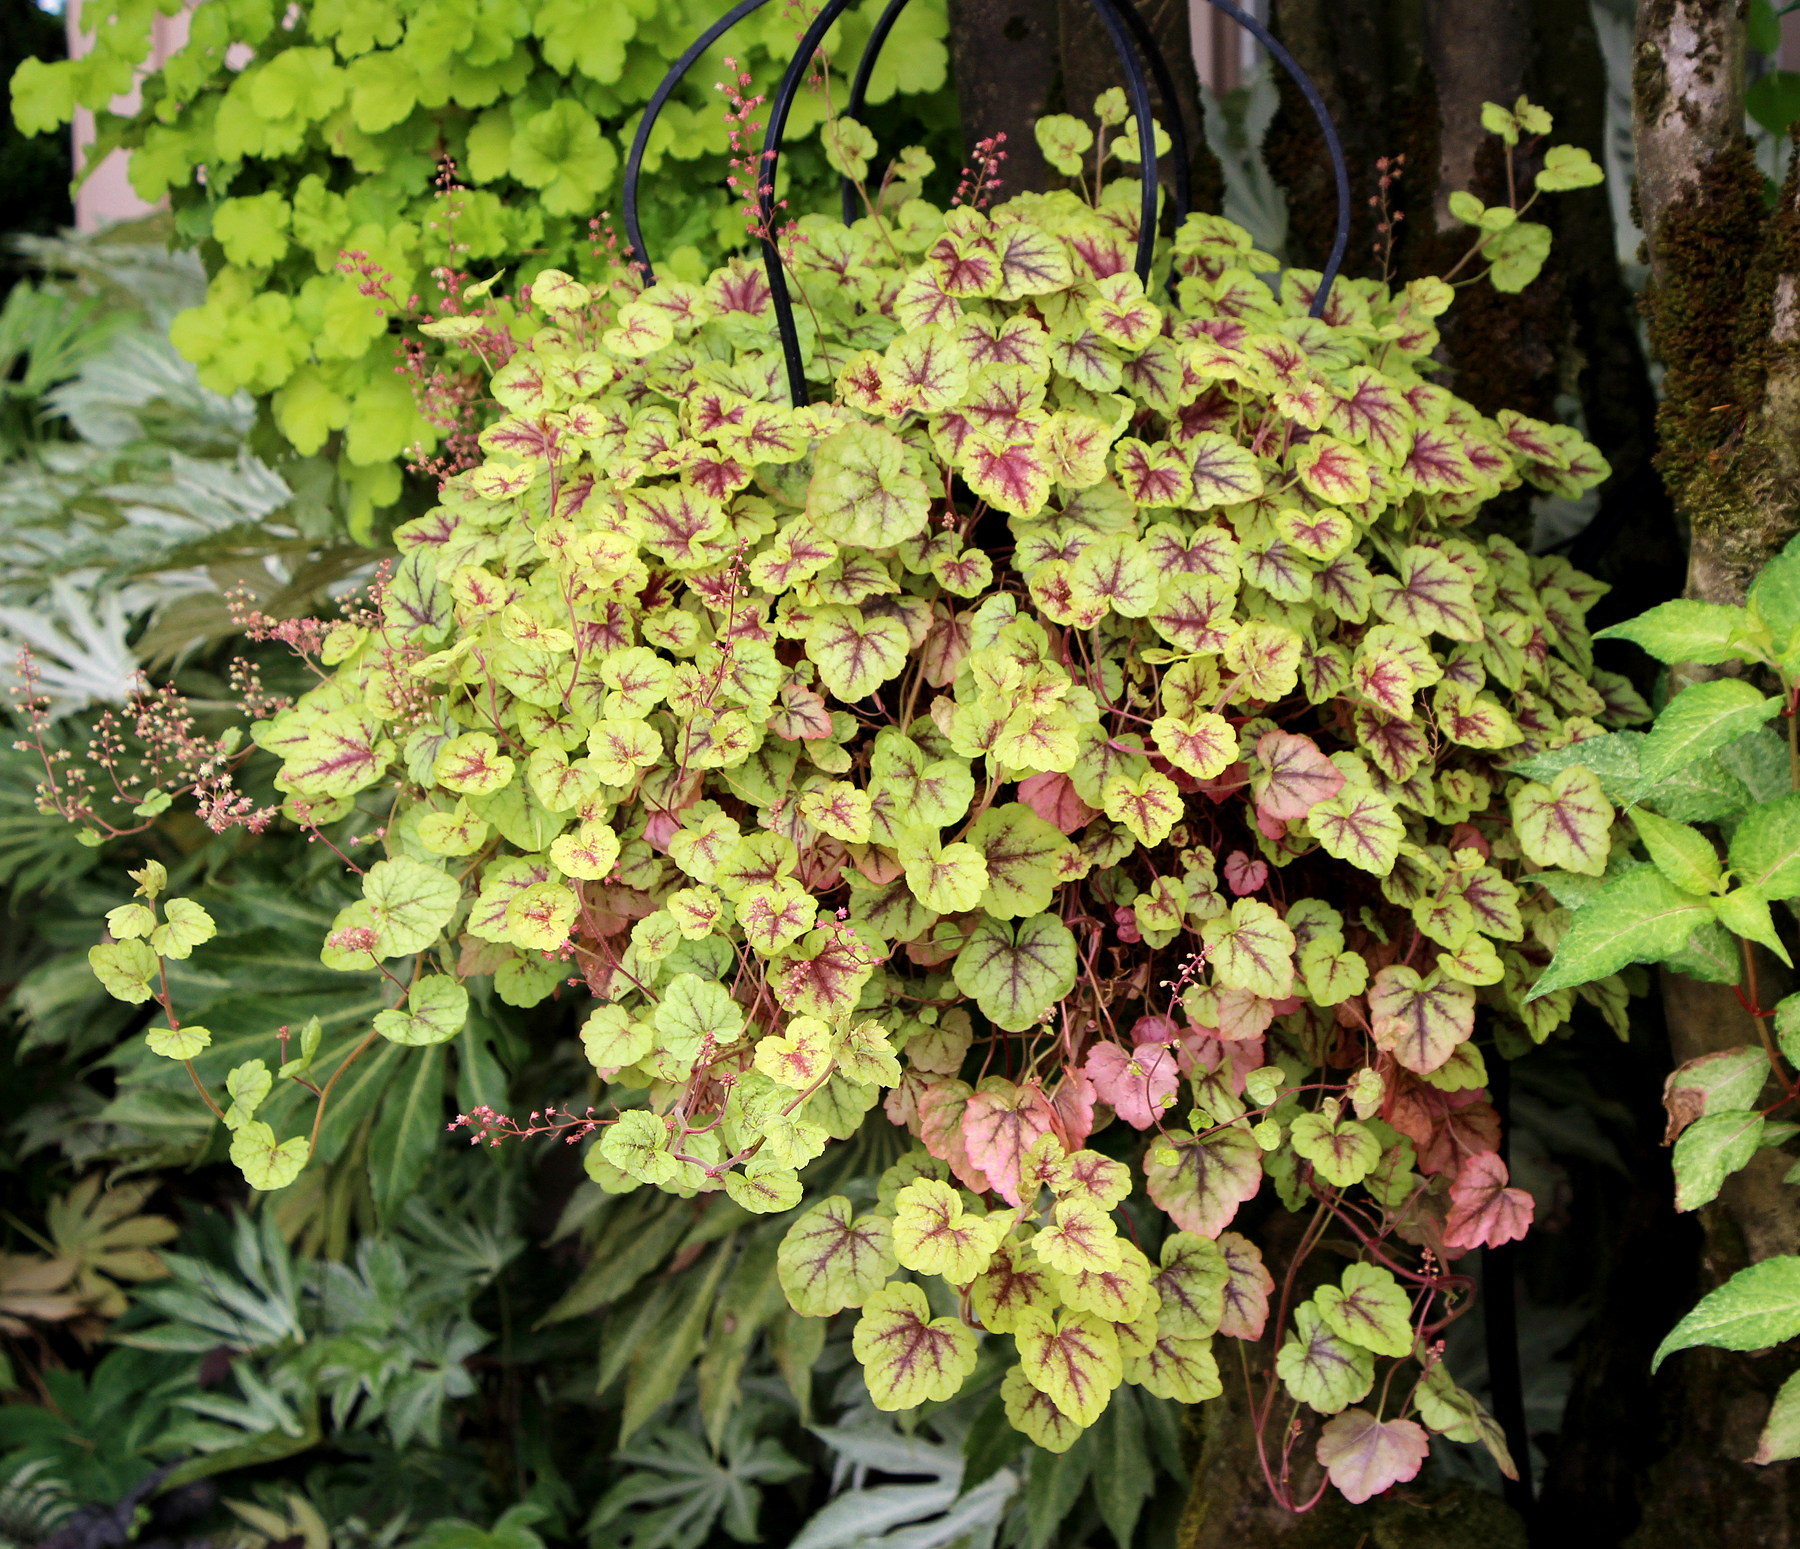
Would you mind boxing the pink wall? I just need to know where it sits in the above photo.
[66,0,188,231]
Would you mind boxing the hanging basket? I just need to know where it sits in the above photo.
[621,0,1350,407]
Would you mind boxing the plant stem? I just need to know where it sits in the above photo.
[309,1029,381,1156]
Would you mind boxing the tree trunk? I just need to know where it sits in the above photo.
[946,0,1064,192]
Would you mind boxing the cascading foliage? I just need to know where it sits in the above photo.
[57,93,1629,1503]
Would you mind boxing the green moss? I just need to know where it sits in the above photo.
[1645,136,1800,573]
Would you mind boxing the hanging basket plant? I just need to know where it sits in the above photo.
[30,0,1626,1510]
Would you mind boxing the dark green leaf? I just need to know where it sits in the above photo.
[370,1045,446,1220]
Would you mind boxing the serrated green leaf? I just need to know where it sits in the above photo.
[1654,1256,1800,1370]
[1533,864,1714,998]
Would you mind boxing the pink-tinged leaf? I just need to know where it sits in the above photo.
[1369,966,1475,1075]
[1049,1068,1097,1152]
[853,1281,980,1410]
[1018,771,1098,835]
[1293,435,1373,505]
[1371,546,1482,640]
[1149,574,1237,654]
[964,1078,1058,1205]
[767,680,834,741]
[1253,731,1345,822]
[1084,1042,1180,1130]
[1170,386,1239,446]
[1316,1410,1431,1504]
[1443,1152,1535,1249]
[1115,438,1193,507]
[964,433,1052,517]
[1187,431,1265,507]
[919,1076,986,1191]
[1144,1128,1263,1237]
[1352,706,1430,783]
[1328,366,1414,462]
[1223,851,1268,895]
[772,924,885,1020]
[1217,1231,1274,1339]
[1402,424,1478,493]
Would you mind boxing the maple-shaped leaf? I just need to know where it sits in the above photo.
[854,1280,980,1410]
[891,1178,1005,1282]
[1276,505,1355,561]
[1148,573,1238,655]
[964,430,1055,517]
[771,924,884,1020]
[1328,366,1415,462]
[1218,1231,1275,1339]
[1415,1362,1519,1477]
[1152,712,1237,780]
[1015,1305,1124,1425]
[1150,1232,1229,1338]
[777,1195,898,1316]
[1031,1197,1124,1279]
[1253,730,1344,823]
[1144,1128,1264,1237]
[1301,940,1370,1005]
[1276,1301,1375,1414]
[1315,1262,1415,1357]
[973,1240,1059,1333]
[901,837,989,915]
[1371,546,1482,641]
[1510,764,1614,876]
[805,606,911,703]
[879,324,971,416]
[833,1019,902,1087]
[952,912,1078,1031]
[808,422,931,547]
[1052,1240,1156,1323]
[1443,1152,1535,1249]
[1125,1332,1224,1403]
[1087,271,1163,350]
[1115,437,1193,507]
[966,803,1073,919]
[1103,769,1185,847]
[1202,899,1296,998]
[1369,966,1474,1075]
[1293,434,1373,505]
[1290,1102,1382,1188]
[755,1015,834,1089]
[737,879,817,956]
[1001,1363,1085,1451]
[1315,1409,1430,1504]
[964,1076,1058,1204]
[1187,431,1265,507]
[1307,787,1405,875]
[1083,1041,1181,1130]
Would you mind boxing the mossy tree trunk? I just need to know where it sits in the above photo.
[1614,2,1800,1542]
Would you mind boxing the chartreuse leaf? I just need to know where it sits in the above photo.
[1595,600,1749,664]
[973,1241,1058,1333]
[1003,1363,1084,1452]
[1712,889,1793,967]
[230,1123,310,1191]
[374,976,469,1045]
[1653,1256,1800,1370]
[1639,679,1781,783]
[90,939,159,1004]
[1201,899,1296,998]
[1632,807,1723,895]
[1150,1233,1228,1338]
[892,1179,1004,1281]
[362,858,459,957]
[1014,1305,1123,1426]
[146,1023,210,1060]
[1277,1301,1375,1414]
[1511,765,1613,876]
[1672,1110,1765,1212]
[1729,791,1800,901]
[223,1060,272,1131]
[1748,533,1800,659]
[1756,1370,1800,1464]
[953,913,1078,1031]
[1315,1263,1414,1357]
[777,1197,897,1316]
[853,1281,979,1410]
[149,898,216,960]
[1531,865,1716,998]
[1290,1102,1381,1188]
